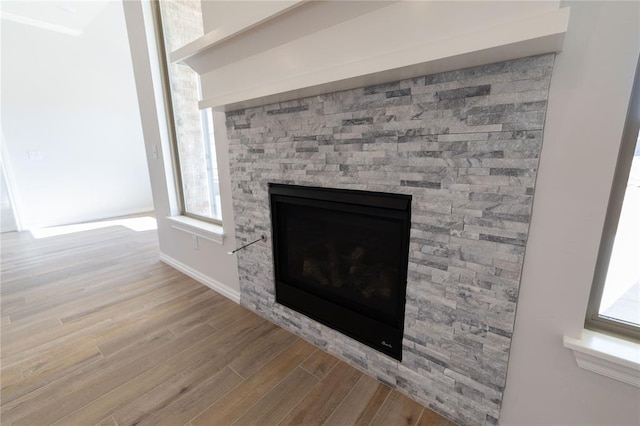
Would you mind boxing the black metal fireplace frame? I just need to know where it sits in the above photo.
[269,183,411,360]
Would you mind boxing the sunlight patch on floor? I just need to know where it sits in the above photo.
[29,216,157,239]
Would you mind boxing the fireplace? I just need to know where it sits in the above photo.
[228,54,554,423]
[269,183,411,360]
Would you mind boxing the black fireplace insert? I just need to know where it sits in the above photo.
[269,183,411,360]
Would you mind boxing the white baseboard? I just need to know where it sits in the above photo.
[159,253,241,304]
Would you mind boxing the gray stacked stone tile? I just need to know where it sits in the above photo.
[225,54,555,425]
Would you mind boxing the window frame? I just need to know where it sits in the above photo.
[586,57,640,341]
[150,1,222,226]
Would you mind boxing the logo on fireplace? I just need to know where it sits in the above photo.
[381,341,393,349]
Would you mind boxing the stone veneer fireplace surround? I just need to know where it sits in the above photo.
[226,54,554,425]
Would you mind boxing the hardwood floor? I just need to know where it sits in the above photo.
[0,220,455,426]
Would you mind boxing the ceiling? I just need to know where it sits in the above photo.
[0,1,109,36]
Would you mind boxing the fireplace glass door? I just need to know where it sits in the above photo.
[270,184,411,359]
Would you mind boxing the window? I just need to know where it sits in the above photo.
[153,1,222,223]
[587,60,640,340]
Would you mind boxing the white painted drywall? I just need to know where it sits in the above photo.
[1,1,153,229]
[1,160,17,233]
[122,1,240,295]
[500,2,640,424]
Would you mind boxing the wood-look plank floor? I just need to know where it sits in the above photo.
[0,220,456,426]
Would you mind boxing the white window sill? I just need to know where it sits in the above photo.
[166,215,225,245]
[563,329,640,388]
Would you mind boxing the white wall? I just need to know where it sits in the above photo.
[1,160,17,232]
[122,1,240,297]
[1,1,153,229]
[501,2,640,424]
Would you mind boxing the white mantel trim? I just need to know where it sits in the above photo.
[203,7,569,111]
[179,4,569,111]
[170,0,307,65]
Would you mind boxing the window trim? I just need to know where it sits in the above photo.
[563,330,640,388]
[151,1,222,226]
[585,56,640,341]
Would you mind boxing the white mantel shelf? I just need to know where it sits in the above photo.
[174,2,570,112]
[170,0,307,66]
